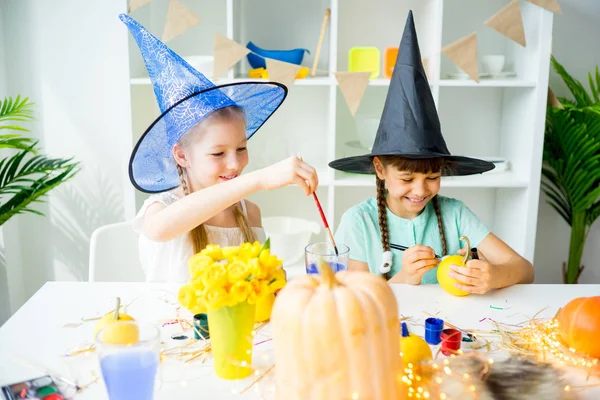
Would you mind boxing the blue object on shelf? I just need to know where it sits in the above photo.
[246,41,310,69]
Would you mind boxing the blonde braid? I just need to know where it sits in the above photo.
[233,202,257,243]
[177,164,208,253]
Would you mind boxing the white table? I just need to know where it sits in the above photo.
[1,282,599,399]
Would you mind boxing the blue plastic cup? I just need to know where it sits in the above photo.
[425,317,444,345]
[305,242,349,275]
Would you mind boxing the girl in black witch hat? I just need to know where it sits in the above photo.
[330,11,533,293]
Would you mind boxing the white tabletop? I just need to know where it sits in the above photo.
[1,282,599,399]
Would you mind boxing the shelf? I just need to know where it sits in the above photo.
[435,79,536,88]
[130,76,334,86]
[330,171,528,188]
[131,76,535,89]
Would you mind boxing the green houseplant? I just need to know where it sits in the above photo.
[0,96,79,227]
[542,56,600,284]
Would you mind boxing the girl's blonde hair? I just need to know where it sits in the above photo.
[175,106,257,254]
[375,156,446,280]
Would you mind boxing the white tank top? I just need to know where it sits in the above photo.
[133,191,266,282]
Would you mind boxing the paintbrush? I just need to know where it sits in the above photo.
[298,156,339,256]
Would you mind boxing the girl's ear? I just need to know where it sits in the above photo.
[172,143,189,168]
[373,157,386,180]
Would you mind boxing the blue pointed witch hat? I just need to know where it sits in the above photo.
[119,14,287,193]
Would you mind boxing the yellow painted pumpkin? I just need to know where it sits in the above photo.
[556,296,600,358]
[437,236,471,296]
[271,262,402,400]
[400,325,432,366]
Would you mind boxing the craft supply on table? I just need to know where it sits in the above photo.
[425,317,444,345]
[305,242,349,275]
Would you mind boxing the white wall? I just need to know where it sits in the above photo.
[533,2,600,284]
[0,0,132,325]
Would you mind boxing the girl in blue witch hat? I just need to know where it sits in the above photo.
[330,11,533,294]
[120,15,318,282]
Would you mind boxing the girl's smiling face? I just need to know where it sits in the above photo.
[373,156,443,219]
[172,107,248,191]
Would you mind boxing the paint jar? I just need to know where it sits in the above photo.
[424,317,444,345]
[193,313,210,340]
[440,328,462,356]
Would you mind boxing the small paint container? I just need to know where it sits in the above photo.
[424,317,444,345]
[440,328,462,356]
[193,313,210,340]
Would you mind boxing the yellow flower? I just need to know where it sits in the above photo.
[268,268,287,292]
[201,263,227,288]
[229,281,252,304]
[247,279,269,304]
[190,275,205,292]
[228,260,251,283]
[259,249,282,274]
[188,254,213,279]
[249,258,269,279]
[190,297,207,315]
[238,241,261,260]
[177,284,197,310]
[205,285,231,310]
[221,246,239,260]
[200,244,223,260]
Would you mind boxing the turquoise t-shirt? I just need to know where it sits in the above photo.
[334,196,490,284]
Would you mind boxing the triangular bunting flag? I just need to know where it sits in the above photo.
[485,1,526,47]
[547,88,563,109]
[213,33,250,79]
[526,0,562,14]
[162,0,202,42]
[442,32,479,82]
[335,72,371,116]
[266,58,301,88]
[128,0,152,13]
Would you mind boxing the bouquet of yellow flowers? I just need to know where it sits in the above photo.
[178,239,286,314]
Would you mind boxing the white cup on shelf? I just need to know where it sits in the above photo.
[482,55,505,75]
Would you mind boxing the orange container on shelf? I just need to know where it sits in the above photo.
[384,47,399,78]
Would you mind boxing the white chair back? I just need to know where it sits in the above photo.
[88,221,145,282]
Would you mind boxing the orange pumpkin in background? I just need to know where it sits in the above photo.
[271,262,403,400]
[556,296,600,358]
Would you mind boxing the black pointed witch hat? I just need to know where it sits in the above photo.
[329,11,494,176]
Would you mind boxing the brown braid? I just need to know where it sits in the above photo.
[376,176,392,280]
[432,195,447,256]
[177,164,208,254]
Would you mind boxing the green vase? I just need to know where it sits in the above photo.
[207,301,256,379]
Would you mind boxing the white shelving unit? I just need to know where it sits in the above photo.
[124,0,553,262]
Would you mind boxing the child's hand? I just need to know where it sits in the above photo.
[393,245,439,285]
[448,249,493,294]
[256,156,319,195]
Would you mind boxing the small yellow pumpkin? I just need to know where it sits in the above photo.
[271,262,402,400]
[437,236,471,296]
[400,323,432,366]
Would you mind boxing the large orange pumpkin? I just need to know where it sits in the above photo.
[271,262,402,400]
[556,296,600,358]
